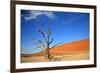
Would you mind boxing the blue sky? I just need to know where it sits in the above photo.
[21,10,90,54]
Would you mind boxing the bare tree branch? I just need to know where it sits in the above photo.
[48,24,51,35]
[50,42,62,50]
[38,29,48,43]
[34,38,46,49]
[46,24,52,49]
[33,45,47,56]
[49,39,54,45]
[34,38,52,56]
[32,46,40,50]
[32,24,63,61]
[39,44,48,56]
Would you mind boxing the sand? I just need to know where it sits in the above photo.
[21,39,90,63]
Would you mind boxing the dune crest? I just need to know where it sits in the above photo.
[21,39,90,62]
[50,39,89,55]
[25,39,89,56]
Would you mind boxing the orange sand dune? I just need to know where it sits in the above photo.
[22,39,89,57]
[21,39,89,62]
[50,39,89,55]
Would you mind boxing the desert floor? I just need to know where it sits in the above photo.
[21,39,89,63]
[21,52,89,63]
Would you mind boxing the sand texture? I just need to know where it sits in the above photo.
[21,39,90,63]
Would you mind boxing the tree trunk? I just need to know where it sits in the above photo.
[45,50,52,61]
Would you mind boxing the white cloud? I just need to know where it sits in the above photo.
[25,11,55,21]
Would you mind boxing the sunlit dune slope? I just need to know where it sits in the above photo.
[50,39,89,55]
[28,39,89,56]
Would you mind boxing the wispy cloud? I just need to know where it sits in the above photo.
[25,11,55,21]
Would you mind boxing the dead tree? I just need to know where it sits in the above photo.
[33,24,62,61]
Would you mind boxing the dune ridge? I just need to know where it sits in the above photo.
[21,39,89,57]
